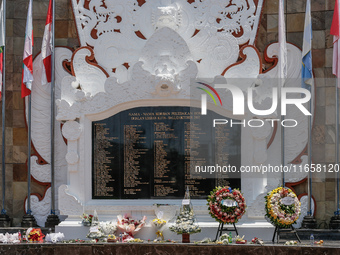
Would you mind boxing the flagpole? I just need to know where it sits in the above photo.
[21,95,36,227]
[336,82,339,214]
[45,0,60,228]
[308,92,312,216]
[0,0,10,227]
[1,0,5,215]
[20,0,36,227]
[330,0,340,229]
[329,77,340,229]
[336,0,340,220]
[279,0,286,187]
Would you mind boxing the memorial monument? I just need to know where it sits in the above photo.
[23,0,313,240]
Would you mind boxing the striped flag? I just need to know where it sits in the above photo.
[21,0,33,98]
[41,0,52,85]
[331,0,340,88]
[0,0,5,99]
[278,0,287,82]
[302,0,313,88]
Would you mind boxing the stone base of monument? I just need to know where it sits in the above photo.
[56,219,275,241]
[301,215,317,229]
[45,214,61,229]
[329,216,340,229]
[21,214,37,228]
[0,214,11,227]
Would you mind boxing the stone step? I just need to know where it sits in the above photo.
[279,229,340,240]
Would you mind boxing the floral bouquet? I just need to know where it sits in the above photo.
[86,225,105,240]
[26,228,45,242]
[265,187,301,228]
[152,211,167,241]
[45,232,65,243]
[217,234,230,244]
[117,214,147,242]
[99,221,117,236]
[81,213,93,226]
[0,233,21,244]
[235,235,246,244]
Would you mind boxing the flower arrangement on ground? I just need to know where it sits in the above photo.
[152,211,167,241]
[116,214,147,242]
[86,226,105,240]
[235,235,246,244]
[265,187,301,228]
[99,221,117,236]
[45,232,65,243]
[86,210,105,240]
[169,188,201,238]
[0,233,21,243]
[250,237,264,245]
[26,228,45,242]
[207,186,246,224]
[107,234,117,242]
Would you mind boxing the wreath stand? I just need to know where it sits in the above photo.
[272,225,301,243]
[214,222,239,241]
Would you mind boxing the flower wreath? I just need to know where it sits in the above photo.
[265,187,301,228]
[207,186,246,224]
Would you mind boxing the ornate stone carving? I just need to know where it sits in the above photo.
[51,0,314,229]
[247,192,267,219]
[293,195,315,229]
[62,121,82,141]
[58,185,83,216]
[25,188,52,227]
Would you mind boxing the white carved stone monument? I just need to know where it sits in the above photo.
[26,0,313,240]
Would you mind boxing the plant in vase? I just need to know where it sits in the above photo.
[81,213,93,226]
[116,214,147,242]
[169,188,201,243]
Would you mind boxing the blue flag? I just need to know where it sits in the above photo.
[302,0,313,90]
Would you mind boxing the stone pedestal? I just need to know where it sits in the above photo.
[21,214,37,228]
[301,215,317,229]
[45,214,61,229]
[329,216,340,229]
[0,214,11,227]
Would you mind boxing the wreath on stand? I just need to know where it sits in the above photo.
[265,187,301,228]
[207,186,246,224]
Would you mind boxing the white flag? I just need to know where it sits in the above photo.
[41,0,52,85]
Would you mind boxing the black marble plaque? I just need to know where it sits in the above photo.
[92,106,241,199]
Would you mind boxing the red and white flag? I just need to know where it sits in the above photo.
[41,0,52,85]
[21,0,33,98]
[331,0,340,87]
[0,0,5,99]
